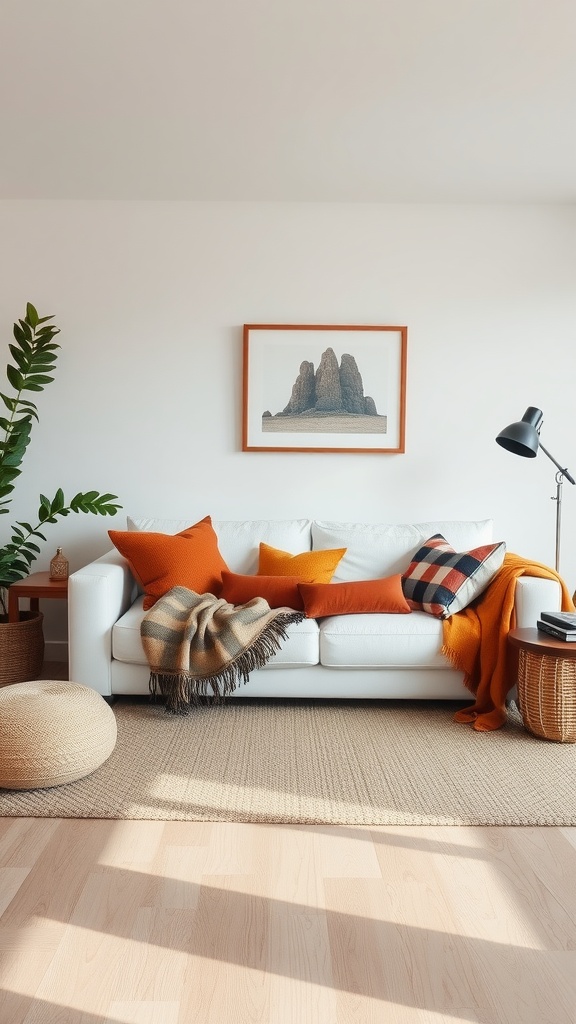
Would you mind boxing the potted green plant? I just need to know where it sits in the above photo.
[0,302,121,683]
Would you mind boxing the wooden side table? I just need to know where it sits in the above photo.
[508,628,576,743]
[8,572,69,623]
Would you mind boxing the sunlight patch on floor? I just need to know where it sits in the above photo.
[106,1000,180,1024]
[144,772,463,824]
[94,820,166,867]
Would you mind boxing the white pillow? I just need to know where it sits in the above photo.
[311,519,494,582]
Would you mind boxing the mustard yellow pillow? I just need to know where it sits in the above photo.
[258,542,346,583]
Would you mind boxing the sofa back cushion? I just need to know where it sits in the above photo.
[124,515,494,587]
[127,516,312,575]
[311,520,494,582]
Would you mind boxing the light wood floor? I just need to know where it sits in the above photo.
[1,666,575,1023]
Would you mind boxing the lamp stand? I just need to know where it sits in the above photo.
[539,441,575,574]
[552,471,563,574]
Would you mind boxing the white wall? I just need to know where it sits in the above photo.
[1,201,575,654]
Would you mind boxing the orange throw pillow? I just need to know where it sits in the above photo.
[298,575,412,618]
[258,542,346,583]
[220,571,304,610]
[108,516,229,610]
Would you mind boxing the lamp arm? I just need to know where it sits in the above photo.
[538,442,576,486]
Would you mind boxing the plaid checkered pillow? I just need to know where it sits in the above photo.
[401,534,506,618]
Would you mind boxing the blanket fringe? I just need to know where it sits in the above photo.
[149,611,304,714]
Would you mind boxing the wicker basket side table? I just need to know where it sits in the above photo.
[508,628,576,743]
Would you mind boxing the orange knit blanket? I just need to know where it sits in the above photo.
[442,552,575,731]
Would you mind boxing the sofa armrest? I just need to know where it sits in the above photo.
[68,549,136,695]
[513,576,561,627]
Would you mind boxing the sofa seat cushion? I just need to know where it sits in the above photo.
[113,597,320,667]
[260,616,320,668]
[318,611,448,668]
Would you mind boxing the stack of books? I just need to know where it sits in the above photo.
[537,611,576,642]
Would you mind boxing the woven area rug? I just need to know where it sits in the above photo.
[1,697,575,825]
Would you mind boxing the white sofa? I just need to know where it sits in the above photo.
[68,517,560,700]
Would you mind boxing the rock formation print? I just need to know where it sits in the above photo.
[268,347,380,419]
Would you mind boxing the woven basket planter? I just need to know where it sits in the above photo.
[0,612,44,687]
[518,648,576,743]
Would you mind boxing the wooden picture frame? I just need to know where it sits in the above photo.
[242,324,407,453]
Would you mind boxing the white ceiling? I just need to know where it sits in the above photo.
[2,0,576,202]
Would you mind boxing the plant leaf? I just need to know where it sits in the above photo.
[8,345,28,371]
[26,303,39,328]
[12,323,30,350]
[50,489,65,513]
[6,365,24,391]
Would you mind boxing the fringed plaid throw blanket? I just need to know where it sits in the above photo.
[141,586,304,713]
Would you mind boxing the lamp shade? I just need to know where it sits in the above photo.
[495,406,543,458]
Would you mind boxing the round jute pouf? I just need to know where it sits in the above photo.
[0,680,117,790]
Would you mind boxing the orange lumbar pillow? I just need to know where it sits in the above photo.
[298,575,412,618]
[108,515,229,610]
[258,542,346,583]
[220,571,305,610]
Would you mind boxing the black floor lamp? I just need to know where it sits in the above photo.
[496,406,575,573]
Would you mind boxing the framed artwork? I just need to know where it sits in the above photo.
[242,324,407,453]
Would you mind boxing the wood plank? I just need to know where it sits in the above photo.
[0,819,574,1023]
